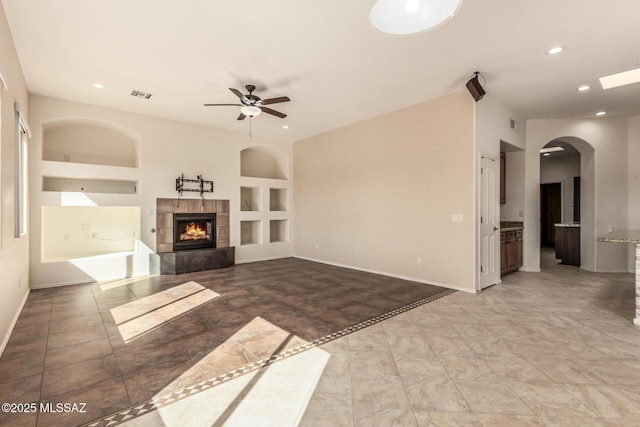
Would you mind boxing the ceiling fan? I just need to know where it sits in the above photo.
[204,85,290,120]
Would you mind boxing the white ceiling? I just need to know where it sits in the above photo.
[3,0,640,143]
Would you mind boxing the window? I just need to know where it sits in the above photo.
[15,103,31,238]
[0,72,7,241]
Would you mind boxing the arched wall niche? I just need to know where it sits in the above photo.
[240,146,289,180]
[42,118,140,167]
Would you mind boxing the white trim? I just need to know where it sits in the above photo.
[29,279,95,289]
[518,267,541,273]
[15,103,32,137]
[590,268,632,274]
[236,255,290,264]
[293,255,476,294]
[0,289,30,357]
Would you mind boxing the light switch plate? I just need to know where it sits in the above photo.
[451,214,463,223]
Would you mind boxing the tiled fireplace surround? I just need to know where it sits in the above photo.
[151,198,233,274]
[155,198,230,253]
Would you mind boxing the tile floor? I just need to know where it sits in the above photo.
[0,258,447,427]
[2,250,640,426]
[124,249,640,427]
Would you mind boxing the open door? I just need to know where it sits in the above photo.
[540,182,561,247]
[480,156,499,289]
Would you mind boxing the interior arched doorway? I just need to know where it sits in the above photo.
[537,137,595,270]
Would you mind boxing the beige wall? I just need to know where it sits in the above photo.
[0,3,30,354]
[293,91,475,292]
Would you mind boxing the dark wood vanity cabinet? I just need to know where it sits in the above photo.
[501,229,523,276]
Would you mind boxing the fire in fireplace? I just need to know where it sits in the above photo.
[173,213,216,251]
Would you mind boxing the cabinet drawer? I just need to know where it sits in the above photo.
[500,231,506,242]
[506,230,516,241]
[516,230,523,239]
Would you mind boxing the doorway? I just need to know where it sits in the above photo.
[540,183,561,247]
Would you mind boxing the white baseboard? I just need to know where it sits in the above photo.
[0,289,30,357]
[30,279,95,289]
[591,268,633,274]
[293,255,475,294]
[236,255,291,264]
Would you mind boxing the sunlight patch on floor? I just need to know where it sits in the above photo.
[111,281,219,342]
[122,346,330,427]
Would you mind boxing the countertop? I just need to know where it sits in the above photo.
[555,223,581,228]
[500,221,523,232]
[598,230,640,244]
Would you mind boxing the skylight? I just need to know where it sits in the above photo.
[599,68,640,90]
[539,146,565,154]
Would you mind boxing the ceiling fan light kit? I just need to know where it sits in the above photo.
[240,105,261,117]
[204,85,290,121]
[369,0,463,35]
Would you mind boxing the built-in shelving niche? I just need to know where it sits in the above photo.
[240,220,262,246]
[43,177,138,195]
[270,219,289,243]
[269,188,288,211]
[240,186,261,211]
[239,146,290,255]
[240,147,288,180]
[43,119,139,167]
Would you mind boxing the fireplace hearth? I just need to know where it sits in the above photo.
[173,213,216,251]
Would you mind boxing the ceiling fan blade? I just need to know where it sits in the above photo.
[229,88,245,100]
[260,106,287,118]
[261,96,290,105]
[204,103,243,106]
[237,113,246,121]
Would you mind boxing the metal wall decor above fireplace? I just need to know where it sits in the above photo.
[173,213,216,251]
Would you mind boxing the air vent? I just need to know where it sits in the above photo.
[509,118,519,131]
[131,90,153,100]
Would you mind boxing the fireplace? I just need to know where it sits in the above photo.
[173,213,216,251]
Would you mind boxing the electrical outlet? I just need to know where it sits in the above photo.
[417,258,422,266]
[315,243,319,250]
[64,233,71,241]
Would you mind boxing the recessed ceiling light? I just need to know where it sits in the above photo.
[543,153,551,157]
[93,83,104,89]
[282,125,289,129]
[577,85,590,92]
[596,111,606,116]
[599,68,640,90]
[546,46,565,55]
